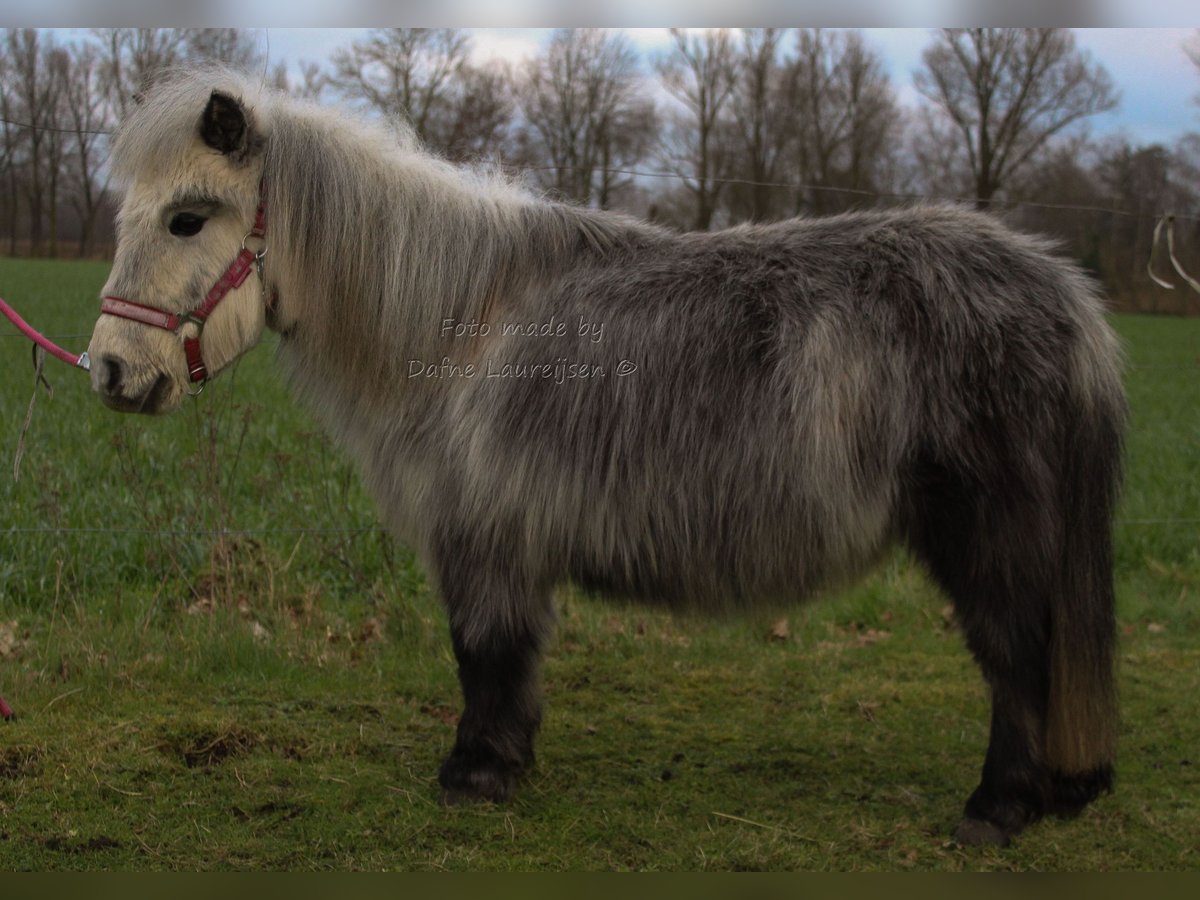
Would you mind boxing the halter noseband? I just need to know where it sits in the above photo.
[100,182,268,390]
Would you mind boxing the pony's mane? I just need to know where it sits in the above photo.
[113,66,659,377]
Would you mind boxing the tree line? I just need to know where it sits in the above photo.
[2,27,1199,313]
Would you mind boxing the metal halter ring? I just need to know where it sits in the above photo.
[242,231,268,258]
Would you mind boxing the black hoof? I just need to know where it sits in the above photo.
[952,817,1013,847]
[1049,767,1113,819]
[438,746,525,805]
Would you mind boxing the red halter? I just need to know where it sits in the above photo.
[100,183,268,387]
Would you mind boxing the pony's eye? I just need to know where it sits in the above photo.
[168,212,207,237]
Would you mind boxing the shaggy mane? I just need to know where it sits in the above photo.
[111,66,660,381]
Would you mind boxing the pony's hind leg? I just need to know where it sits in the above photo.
[430,530,551,805]
[907,427,1119,846]
[905,463,1062,846]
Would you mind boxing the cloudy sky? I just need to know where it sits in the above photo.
[261,27,1199,147]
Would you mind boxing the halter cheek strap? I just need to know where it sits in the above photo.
[100,182,268,387]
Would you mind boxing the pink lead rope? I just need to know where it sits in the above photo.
[0,296,91,372]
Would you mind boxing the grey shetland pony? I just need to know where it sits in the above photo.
[87,70,1126,847]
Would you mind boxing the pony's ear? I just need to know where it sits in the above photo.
[199,90,256,160]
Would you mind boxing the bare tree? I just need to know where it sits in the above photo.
[331,28,467,145]
[186,28,264,73]
[271,59,329,101]
[655,28,739,230]
[723,28,794,223]
[330,28,514,161]
[784,29,900,215]
[907,103,975,199]
[42,44,68,257]
[517,29,656,208]
[4,29,64,256]
[0,43,20,254]
[62,40,112,256]
[92,28,189,120]
[837,33,901,203]
[438,61,515,163]
[914,28,1118,209]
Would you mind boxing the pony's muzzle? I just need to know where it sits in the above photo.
[93,353,172,415]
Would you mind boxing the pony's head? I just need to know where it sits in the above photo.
[89,77,269,414]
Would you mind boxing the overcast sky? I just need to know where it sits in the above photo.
[259,27,1199,147]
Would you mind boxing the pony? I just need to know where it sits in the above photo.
[86,69,1126,847]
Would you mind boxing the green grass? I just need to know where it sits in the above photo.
[1,256,1197,870]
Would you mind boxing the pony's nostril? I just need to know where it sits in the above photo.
[101,355,126,395]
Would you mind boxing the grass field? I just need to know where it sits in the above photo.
[0,256,1197,871]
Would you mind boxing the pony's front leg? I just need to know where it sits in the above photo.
[432,547,551,804]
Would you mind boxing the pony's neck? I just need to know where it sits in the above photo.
[266,112,655,397]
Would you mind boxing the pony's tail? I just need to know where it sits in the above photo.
[1043,329,1126,809]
